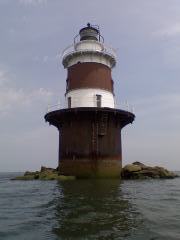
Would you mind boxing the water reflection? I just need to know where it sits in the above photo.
[53,180,141,240]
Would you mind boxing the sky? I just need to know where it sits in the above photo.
[0,0,180,171]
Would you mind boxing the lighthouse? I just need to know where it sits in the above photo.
[45,24,135,178]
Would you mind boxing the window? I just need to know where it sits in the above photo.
[68,97,71,108]
[66,78,69,92]
[96,94,102,108]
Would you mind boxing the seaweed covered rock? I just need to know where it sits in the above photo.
[122,162,178,179]
[12,166,75,181]
[123,164,142,173]
[12,163,178,180]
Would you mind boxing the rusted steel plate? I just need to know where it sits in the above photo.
[45,108,135,178]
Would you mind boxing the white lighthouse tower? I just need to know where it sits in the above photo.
[45,24,135,178]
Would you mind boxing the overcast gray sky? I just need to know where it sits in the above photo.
[0,0,180,171]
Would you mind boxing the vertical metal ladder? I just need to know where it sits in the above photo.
[92,121,98,154]
[99,112,108,136]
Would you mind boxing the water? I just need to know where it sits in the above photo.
[0,173,180,240]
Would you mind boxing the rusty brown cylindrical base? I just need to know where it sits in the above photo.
[45,107,135,178]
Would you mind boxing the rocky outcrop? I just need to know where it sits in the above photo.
[12,163,178,180]
[12,166,75,181]
[122,162,178,179]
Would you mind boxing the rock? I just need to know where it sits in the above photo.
[11,166,76,181]
[24,171,33,176]
[132,162,146,167]
[122,164,142,179]
[135,169,160,179]
[154,166,177,179]
[24,171,38,176]
[12,175,35,180]
[11,163,178,181]
[123,164,142,172]
[122,162,178,180]
[40,166,54,173]
[132,162,154,170]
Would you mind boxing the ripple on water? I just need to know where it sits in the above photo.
[0,174,180,240]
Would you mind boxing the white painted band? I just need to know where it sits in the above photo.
[66,88,115,108]
[62,40,116,69]
[64,52,114,68]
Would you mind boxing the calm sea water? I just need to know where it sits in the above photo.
[0,173,180,240]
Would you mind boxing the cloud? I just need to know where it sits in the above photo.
[152,23,180,68]
[154,23,180,37]
[19,0,47,5]
[122,93,180,170]
[134,93,180,118]
[43,55,48,63]
[0,87,53,113]
[33,55,57,63]
[0,70,8,86]
[0,69,53,115]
